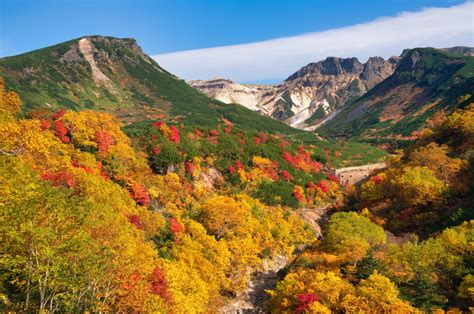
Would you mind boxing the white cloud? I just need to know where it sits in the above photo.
[153,2,474,83]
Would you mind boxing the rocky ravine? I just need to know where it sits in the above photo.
[221,205,331,313]
[219,163,392,313]
[220,255,290,313]
[189,56,399,131]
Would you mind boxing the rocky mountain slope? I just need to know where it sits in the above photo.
[190,56,399,130]
[0,36,304,134]
[190,47,473,134]
[188,78,274,111]
[318,47,474,142]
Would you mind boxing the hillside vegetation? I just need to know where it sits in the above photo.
[0,36,289,129]
[1,37,473,313]
[319,48,474,145]
[267,104,474,312]
[0,35,385,166]
[0,78,352,311]
[1,74,473,312]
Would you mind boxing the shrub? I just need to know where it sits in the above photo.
[251,180,298,208]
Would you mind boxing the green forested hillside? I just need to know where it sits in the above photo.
[0,35,298,131]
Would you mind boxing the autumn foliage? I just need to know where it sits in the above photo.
[0,80,317,312]
[1,78,472,313]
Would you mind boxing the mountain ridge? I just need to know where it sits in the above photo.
[190,54,400,130]
[318,47,474,142]
[190,46,473,137]
[0,35,314,135]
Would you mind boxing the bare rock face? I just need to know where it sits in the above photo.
[360,56,399,89]
[189,56,399,130]
[189,78,275,111]
[78,38,113,86]
[220,255,290,313]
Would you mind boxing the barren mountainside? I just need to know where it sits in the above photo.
[190,55,399,130]
[188,78,274,111]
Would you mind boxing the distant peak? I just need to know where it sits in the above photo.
[440,46,474,56]
[285,56,363,81]
[366,56,385,63]
[210,77,234,82]
[189,77,236,85]
[92,36,139,48]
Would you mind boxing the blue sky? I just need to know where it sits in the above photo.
[1,0,472,83]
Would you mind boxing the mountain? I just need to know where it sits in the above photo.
[188,78,274,111]
[190,56,399,130]
[318,47,474,143]
[0,35,389,165]
[2,38,472,313]
[440,46,474,56]
[0,35,306,134]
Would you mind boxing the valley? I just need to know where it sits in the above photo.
[0,34,473,313]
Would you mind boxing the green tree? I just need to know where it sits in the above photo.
[399,274,446,311]
[354,251,387,282]
[0,156,105,311]
[150,142,181,173]
[457,274,474,308]
[389,166,447,207]
[322,212,386,263]
[251,180,298,208]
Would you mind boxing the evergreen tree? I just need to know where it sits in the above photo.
[399,274,447,311]
[354,251,386,282]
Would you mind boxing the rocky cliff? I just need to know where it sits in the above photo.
[190,56,399,130]
[188,78,275,111]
